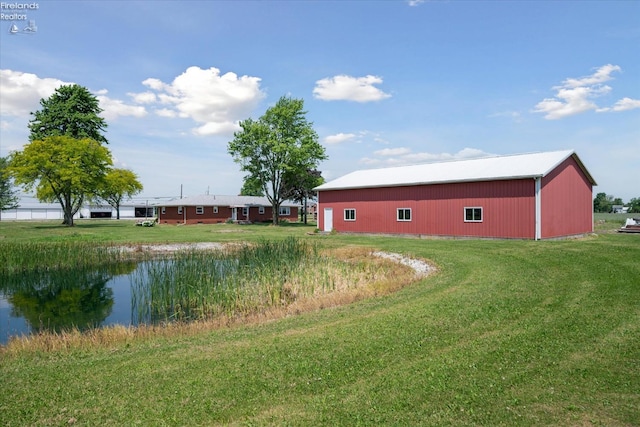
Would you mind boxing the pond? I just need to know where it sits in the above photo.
[0,239,410,346]
[0,261,153,345]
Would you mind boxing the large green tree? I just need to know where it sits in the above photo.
[593,192,613,213]
[0,156,20,220]
[628,197,640,214]
[8,136,112,226]
[239,175,264,197]
[228,96,327,225]
[28,84,108,144]
[282,169,324,224]
[96,168,144,219]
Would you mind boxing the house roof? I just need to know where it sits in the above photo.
[315,149,596,191]
[153,194,300,208]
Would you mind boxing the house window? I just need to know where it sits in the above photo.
[279,206,291,216]
[259,206,265,214]
[161,207,166,214]
[242,207,248,216]
[213,206,218,214]
[196,206,204,215]
[397,208,411,222]
[464,207,483,222]
[344,209,356,221]
[177,206,183,214]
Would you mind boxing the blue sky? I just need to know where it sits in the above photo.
[1,0,639,202]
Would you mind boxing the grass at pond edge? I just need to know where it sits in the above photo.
[0,220,638,426]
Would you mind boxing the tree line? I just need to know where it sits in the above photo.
[594,193,640,213]
[0,85,143,225]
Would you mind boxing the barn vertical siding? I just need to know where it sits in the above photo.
[540,156,593,238]
[319,179,536,238]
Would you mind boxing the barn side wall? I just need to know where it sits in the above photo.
[540,156,593,238]
[319,179,536,239]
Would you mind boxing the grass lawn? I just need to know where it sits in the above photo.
[0,219,638,426]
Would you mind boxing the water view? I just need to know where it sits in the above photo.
[0,261,145,345]
[0,238,389,345]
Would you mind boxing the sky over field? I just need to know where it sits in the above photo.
[1,0,639,201]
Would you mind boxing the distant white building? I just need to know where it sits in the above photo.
[1,201,73,221]
[1,197,159,221]
[611,205,630,214]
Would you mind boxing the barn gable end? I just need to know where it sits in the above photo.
[540,156,594,238]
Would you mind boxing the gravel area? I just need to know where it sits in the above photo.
[372,251,435,278]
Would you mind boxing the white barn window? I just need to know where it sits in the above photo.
[464,207,483,222]
[397,208,411,222]
[196,206,204,215]
[344,209,356,221]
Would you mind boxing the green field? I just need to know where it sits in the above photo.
[0,218,638,426]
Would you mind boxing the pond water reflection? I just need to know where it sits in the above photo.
[0,262,141,345]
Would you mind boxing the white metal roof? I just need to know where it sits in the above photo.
[315,150,596,191]
[153,194,300,207]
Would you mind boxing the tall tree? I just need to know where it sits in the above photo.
[239,175,264,196]
[228,96,327,225]
[628,197,640,213]
[7,136,112,226]
[96,168,143,219]
[593,192,613,213]
[0,156,20,220]
[28,84,108,144]
[282,169,324,224]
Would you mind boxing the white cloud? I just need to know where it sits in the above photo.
[192,121,240,137]
[597,97,640,113]
[313,75,391,102]
[156,108,177,118]
[533,64,638,119]
[408,0,425,6]
[141,78,167,91]
[0,69,151,123]
[562,64,620,88]
[0,69,68,117]
[136,66,265,136]
[361,147,492,167]
[129,91,157,104]
[324,132,357,144]
[374,147,412,156]
[96,91,147,120]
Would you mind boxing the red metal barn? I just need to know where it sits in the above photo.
[155,195,299,225]
[315,150,596,240]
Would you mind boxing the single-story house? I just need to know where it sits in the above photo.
[314,150,596,240]
[154,194,300,225]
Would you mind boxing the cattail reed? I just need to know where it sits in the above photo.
[130,237,397,324]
